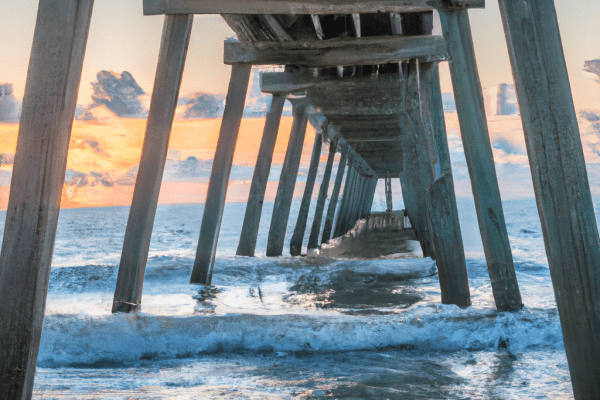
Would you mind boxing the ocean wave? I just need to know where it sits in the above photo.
[38,305,563,368]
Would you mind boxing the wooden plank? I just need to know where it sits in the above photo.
[439,9,522,311]
[266,98,310,257]
[144,0,485,15]
[426,175,471,307]
[290,133,323,256]
[236,94,287,257]
[499,0,600,395]
[308,141,337,250]
[113,15,193,313]
[0,1,94,397]
[327,126,378,178]
[190,64,252,284]
[348,140,403,174]
[225,35,447,67]
[261,68,404,95]
[322,152,347,243]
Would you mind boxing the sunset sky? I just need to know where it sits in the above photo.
[1,1,600,209]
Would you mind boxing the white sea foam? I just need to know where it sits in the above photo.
[38,304,563,367]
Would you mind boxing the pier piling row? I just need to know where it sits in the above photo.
[2,0,599,397]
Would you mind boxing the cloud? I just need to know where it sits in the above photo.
[441,93,456,113]
[64,169,118,198]
[0,153,14,167]
[492,138,526,155]
[0,84,19,123]
[584,59,600,80]
[162,156,213,182]
[176,92,225,120]
[115,165,138,186]
[77,71,148,120]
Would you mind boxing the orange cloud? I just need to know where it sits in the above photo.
[0,116,316,210]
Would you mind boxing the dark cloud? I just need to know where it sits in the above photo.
[0,153,15,167]
[0,84,19,123]
[83,140,110,157]
[584,59,600,80]
[162,156,213,182]
[64,169,117,196]
[177,92,225,120]
[77,71,148,120]
[115,165,138,186]
[580,110,600,122]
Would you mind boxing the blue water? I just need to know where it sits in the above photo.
[0,193,579,399]
[1,119,589,398]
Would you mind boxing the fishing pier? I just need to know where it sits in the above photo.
[1,0,599,398]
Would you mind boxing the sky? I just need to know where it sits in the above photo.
[1,1,600,209]
[2,0,600,107]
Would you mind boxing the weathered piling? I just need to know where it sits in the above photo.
[290,132,323,256]
[424,62,470,307]
[361,177,377,219]
[308,141,337,249]
[266,98,310,257]
[236,94,287,257]
[334,163,356,237]
[322,152,347,243]
[399,62,435,259]
[113,14,193,313]
[353,174,366,224]
[385,177,393,212]
[439,9,522,311]
[499,0,600,395]
[426,175,471,307]
[190,64,251,284]
[0,0,94,397]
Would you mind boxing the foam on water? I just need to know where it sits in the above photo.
[1,124,590,397]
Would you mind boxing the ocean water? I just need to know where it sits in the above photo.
[3,114,594,398]
[0,192,584,399]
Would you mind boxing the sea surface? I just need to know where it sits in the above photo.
[0,192,586,399]
[2,114,593,399]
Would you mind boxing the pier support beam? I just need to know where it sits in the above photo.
[0,0,93,397]
[190,64,251,284]
[334,163,356,237]
[322,152,347,243]
[290,132,323,256]
[308,141,337,250]
[425,62,470,308]
[385,177,393,212]
[361,177,377,219]
[236,94,287,257]
[439,9,522,311]
[499,0,600,395]
[113,14,193,313]
[266,98,310,257]
[399,61,435,259]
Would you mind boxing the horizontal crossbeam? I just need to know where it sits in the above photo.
[144,0,484,15]
[225,35,446,67]
[260,70,403,94]
[326,124,379,178]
